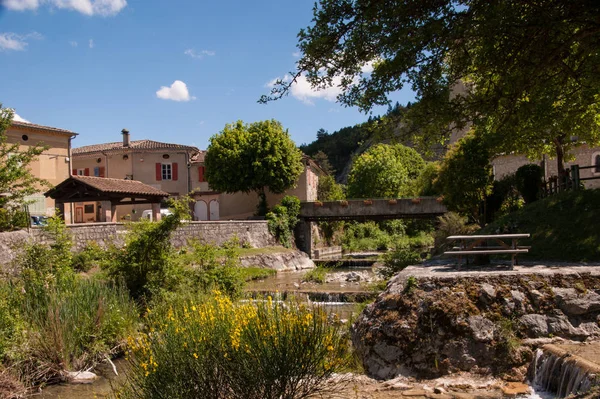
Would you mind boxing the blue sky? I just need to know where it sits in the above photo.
[0,0,415,150]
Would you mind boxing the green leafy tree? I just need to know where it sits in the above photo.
[205,120,303,215]
[263,0,600,174]
[435,134,493,225]
[317,175,344,201]
[0,105,49,229]
[347,143,424,198]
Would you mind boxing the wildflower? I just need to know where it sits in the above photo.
[193,353,198,359]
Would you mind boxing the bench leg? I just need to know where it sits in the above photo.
[511,254,515,270]
[457,255,462,271]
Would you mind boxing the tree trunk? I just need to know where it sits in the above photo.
[554,136,566,178]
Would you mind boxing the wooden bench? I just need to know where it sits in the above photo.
[444,234,530,270]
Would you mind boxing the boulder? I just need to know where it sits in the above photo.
[468,316,496,342]
[66,370,97,384]
[553,287,600,316]
[520,314,549,337]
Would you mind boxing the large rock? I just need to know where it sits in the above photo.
[239,250,314,271]
[553,287,600,316]
[351,272,600,380]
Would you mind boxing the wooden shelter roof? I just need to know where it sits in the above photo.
[45,176,169,205]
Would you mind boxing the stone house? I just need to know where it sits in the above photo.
[6,120,78,220]
[71,129,199,222]
[190,153,324,221]
[72,130,324,223]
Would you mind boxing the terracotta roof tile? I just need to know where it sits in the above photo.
[70,176,169,196]
[11,120,77,136]
[73,140,199,156]
[190,150,206,163]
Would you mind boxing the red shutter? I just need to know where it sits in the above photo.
[156,163,162,181]
[99,167,105,178]
[172,162,178,181]
[84,168,90,176]
[198,166,205,182]
[72,169,76,176]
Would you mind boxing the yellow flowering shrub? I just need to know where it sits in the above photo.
[116,292,347,399]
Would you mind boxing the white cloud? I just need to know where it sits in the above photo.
[361,60,375,74]
[0,31,42,51]
[1,0,39,10]
[184,49,215,59]
[292,51,300,58]
[88,38,94,48]
[156,80,195,102]
[1,0,127,16]
[69,40,78,47]
[12,113,30,123]
[266,73,342,105]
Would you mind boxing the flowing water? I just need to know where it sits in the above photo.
[528,347,599,398]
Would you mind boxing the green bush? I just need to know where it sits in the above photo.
[380,249,423,279]
[485,174,523,222]
[0,208,29,232]
[302,267,330,284]
[105,209,184,301]
[118,293,347,399]
[515,164,543,204]
[71,242,110,272]
[433,212,479,253]
[266,196,301,248]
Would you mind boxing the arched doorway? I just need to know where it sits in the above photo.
[194,200,208,221]
[209,200,219,221]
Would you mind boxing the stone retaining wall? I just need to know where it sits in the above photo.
[0,221,276,266]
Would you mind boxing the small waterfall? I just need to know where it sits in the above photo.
[530,347,599,398]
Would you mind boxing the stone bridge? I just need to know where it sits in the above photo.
[296,197,447,257]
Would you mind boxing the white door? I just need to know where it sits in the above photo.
[209,200,219,221]
[194,200,208,221]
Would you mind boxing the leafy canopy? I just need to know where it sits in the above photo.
[347,143,424,199]
[435,133,493,224]
[204,120,303,197]
[264,0,600,168]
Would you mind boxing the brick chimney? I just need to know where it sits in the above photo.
[122,128,130,147]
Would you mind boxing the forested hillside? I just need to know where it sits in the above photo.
[300,103,443,183]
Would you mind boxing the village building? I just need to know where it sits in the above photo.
[71,130,325,223]
[6,120,78,221]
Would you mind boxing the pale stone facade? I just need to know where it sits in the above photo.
[6,121,77,220]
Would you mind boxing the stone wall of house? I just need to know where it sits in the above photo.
[0,221,276,267]
[491,144,600,189]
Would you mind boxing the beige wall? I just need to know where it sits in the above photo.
[209,164,321,220]
[491,145,600,189]
[5,125,73,216]
[72,150,192,222]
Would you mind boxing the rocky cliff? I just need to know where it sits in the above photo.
[351,266,600,381]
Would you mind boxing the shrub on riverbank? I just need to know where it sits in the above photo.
[117,292,347,399]
[481,189,600,261]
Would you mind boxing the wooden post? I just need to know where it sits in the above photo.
[56,202,65,221]
[571,165,580,190]
[152,203,161,222]
[99,201,112,222]
[111,203,118,223]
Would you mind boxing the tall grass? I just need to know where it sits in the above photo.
[6,278,139,386]
[117,292,347,399]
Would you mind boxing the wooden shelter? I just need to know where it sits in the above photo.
[45,176,169,222]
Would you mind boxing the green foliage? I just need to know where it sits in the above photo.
[381,249,422,279]
[10,279,139,386]
[312,150,334,175]
[105,201,187,301]
[347,144,425,199]
[266,196,301,248]
[481,189,600,261]
[266,1,600,173]
[317,175,344,202]
[433,212,479,253]
[409,162,440,197]
[71,241,110,272]
[238,267,276,282]
[403,276,419,294]
[485,175,523,223]
[515,164,543,204]
[0,105,50,229]
[435,134,494,224]
[118,293,347,399]
[204,120,303,215]
[179,240,244,299]
[302,267,330,284]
